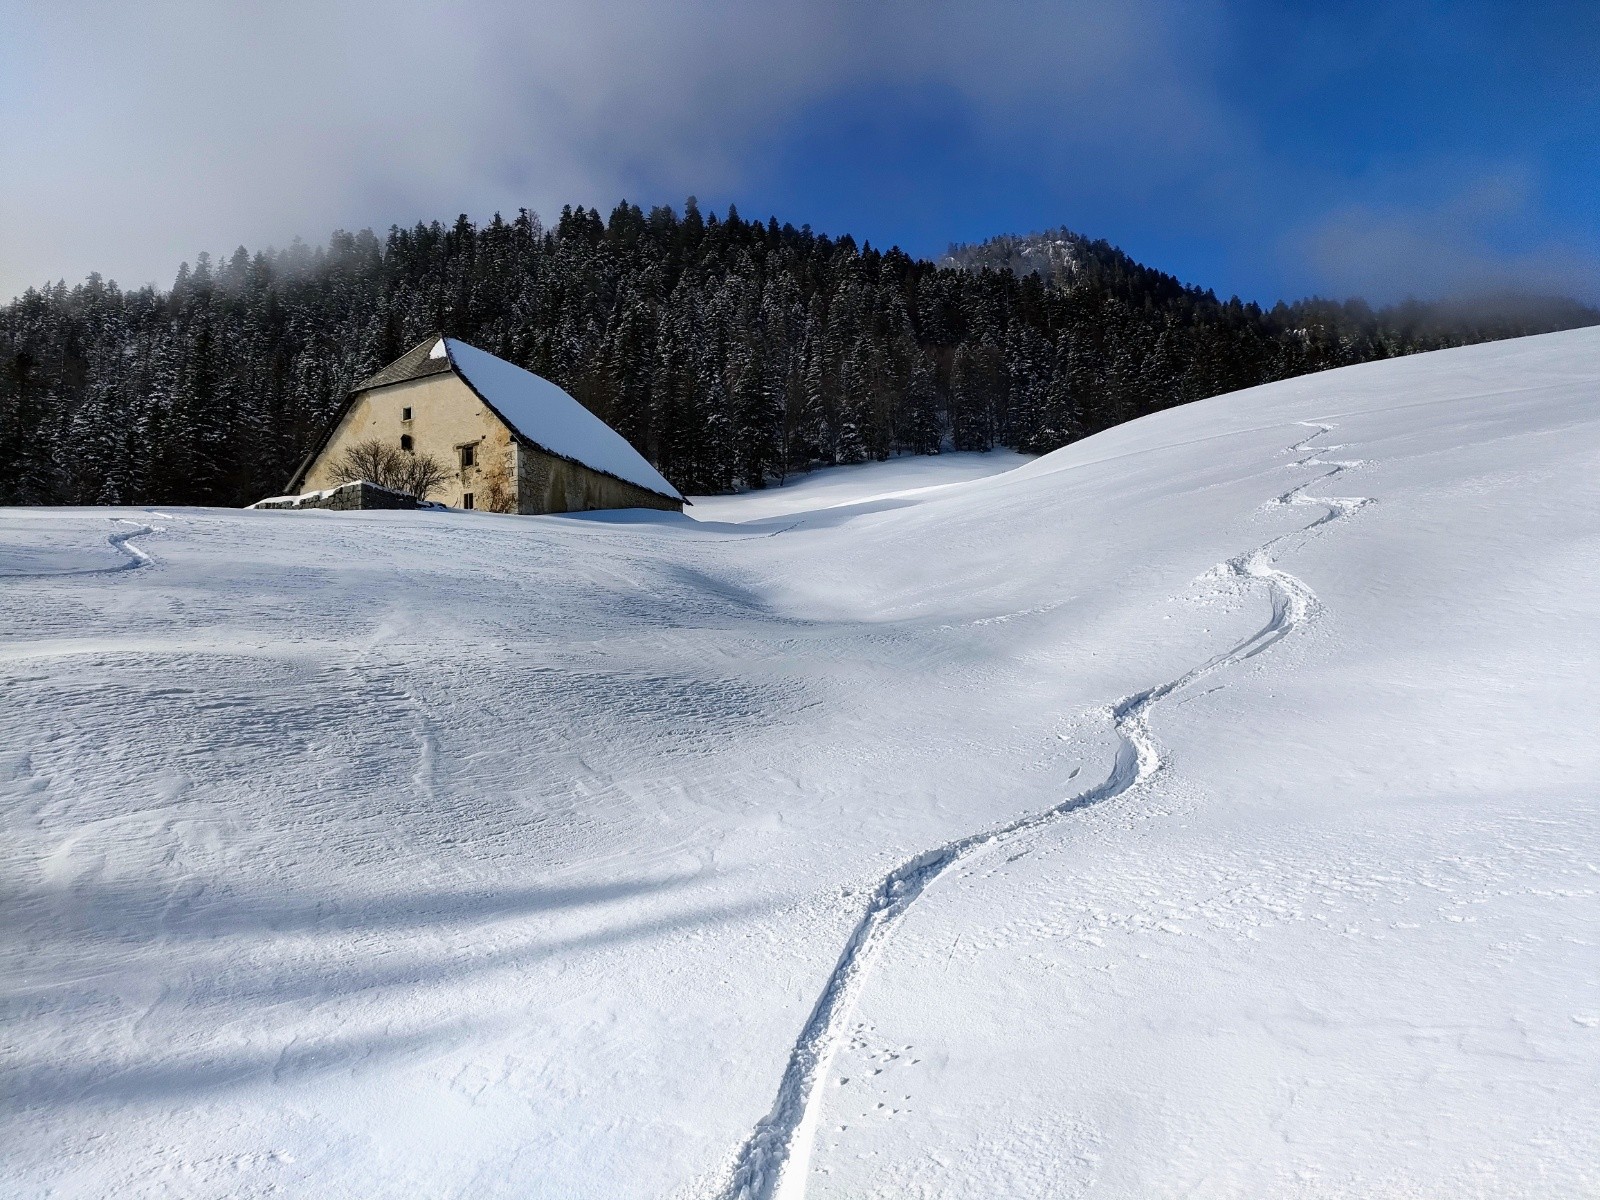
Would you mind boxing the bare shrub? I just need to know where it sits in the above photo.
[330,438,450,500]
[396,450,452,501]
[329,439,402,487]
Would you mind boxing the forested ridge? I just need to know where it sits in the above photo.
[2,199,1594,507]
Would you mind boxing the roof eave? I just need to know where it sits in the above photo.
[285,373,420,494]
[501,426,689,505]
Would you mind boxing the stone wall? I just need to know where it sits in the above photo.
[249,481,423,511]
[515,444,683,515]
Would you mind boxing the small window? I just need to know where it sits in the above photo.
[461,492,475,510]
[401,406,413,422]
[400,434,413,452]
[459,444,476,469]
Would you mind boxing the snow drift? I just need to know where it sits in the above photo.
[2,328,1598,1199]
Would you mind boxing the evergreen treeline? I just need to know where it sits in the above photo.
[2,201,1594,506]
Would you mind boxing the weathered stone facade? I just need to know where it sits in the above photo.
[515,443,683,514]
[298,372,502,509]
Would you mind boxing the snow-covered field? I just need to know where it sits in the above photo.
[4,329,1599,1199]
[685,449,1032,523]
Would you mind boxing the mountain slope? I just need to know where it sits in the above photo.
[3,329,1598,1198]
[945,225,1600,342]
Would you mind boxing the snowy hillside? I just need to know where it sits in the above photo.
[4,329,1599,1199]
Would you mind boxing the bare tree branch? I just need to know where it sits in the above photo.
[329,438,451,500]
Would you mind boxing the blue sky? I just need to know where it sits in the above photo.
[3,0,1596,304]
[722,1,1600,303]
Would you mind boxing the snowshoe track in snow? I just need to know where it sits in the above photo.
[711,423,1372,1200]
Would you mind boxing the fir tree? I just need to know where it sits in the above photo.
[1,202,1587,509]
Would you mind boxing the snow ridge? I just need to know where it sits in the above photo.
[710,423,1371,1200]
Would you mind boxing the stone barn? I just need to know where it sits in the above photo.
[285,337,685,514]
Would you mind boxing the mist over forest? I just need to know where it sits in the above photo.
[3,199,1594,508]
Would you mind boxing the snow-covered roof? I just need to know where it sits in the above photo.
[438,339,681,502]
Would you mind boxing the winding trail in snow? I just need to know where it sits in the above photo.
[711,423,1373,1200]
[0,518,156,580]
[105,521,157,570]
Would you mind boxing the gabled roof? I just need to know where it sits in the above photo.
[440,339,682,502]
[351,337,455,391]
[289,337,684,503]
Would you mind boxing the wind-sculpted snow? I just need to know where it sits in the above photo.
[712,426,1371,1200]
[4,330,1600,1199]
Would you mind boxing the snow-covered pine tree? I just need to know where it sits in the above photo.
[1,200,1576,507]
[901,349,944,455]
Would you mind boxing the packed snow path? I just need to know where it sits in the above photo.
[3,331,1599,1199]
[713,425,1372,1200]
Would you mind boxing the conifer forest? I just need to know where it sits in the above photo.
[2,199,1594,506]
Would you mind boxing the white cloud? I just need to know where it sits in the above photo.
[6,2,1589,307]
[1292,171,1600,303]
[0,0,1220,298]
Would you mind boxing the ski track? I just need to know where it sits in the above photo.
[107,520,156,569]
[0,518,156,580]
[711,423,1373,1200]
